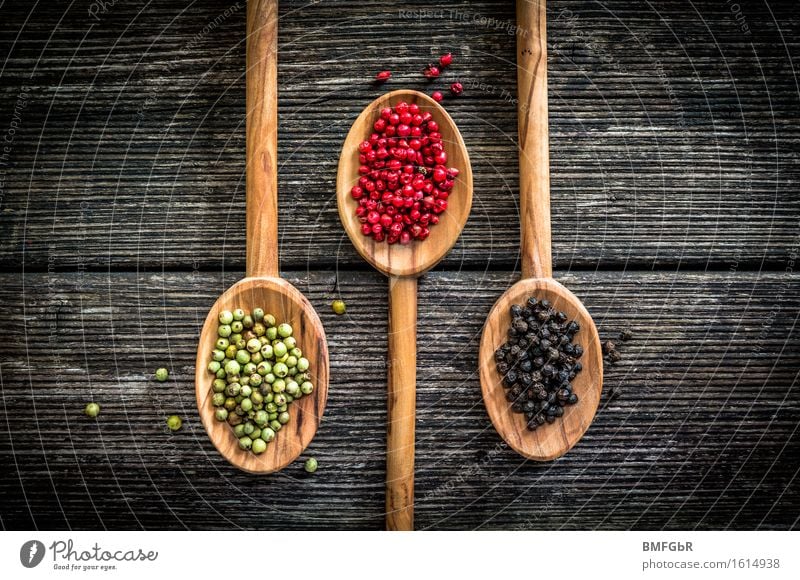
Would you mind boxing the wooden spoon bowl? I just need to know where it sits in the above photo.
[337,89,472,277]
[195,277,328,473]
[479,277,602,461]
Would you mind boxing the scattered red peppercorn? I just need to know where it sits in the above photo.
[439,53,453,67]
[423,64,440,79]
[450,82,463,95]
[375,70,391,82]
[431,91,443,103]
[352,100,458,244]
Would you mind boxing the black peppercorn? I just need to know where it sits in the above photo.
[602,340,616,355]
[568,393,578,405]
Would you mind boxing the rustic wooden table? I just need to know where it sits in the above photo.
[1,0,798,530]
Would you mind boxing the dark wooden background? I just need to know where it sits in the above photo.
[1,0,798,530]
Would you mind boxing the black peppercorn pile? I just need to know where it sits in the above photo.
[494,297,583,432]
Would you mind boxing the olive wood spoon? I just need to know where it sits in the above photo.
[337,90,472,530]
[479,0,602,461]
[195,0,328,474]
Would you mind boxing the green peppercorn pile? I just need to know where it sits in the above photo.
[494,297,583,432]
[208,307,314,454]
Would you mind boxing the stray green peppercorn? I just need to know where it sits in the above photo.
[304,457,318,473]
[155,367,169,382]
[331,300,346,315]
[166,415,182,431]
[84,402,100,418]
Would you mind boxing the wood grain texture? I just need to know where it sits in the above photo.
[336,90,473,278]
[0,1,797,270]
[195,276,328,473]
[0,270,797,530]
[517,0,552,280]
[245,0,279,278]
[386,275,417,531]
[480,278,603,461]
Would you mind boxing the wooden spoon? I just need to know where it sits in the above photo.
[337,90,472,530]
[194,0,328,474]
[479,0,602,461]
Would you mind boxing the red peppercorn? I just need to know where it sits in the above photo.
[431,91,443,103]
[423,64,440,79]
[450,82,463,95]
[439,53,453,67]
[375,70,391,82]
[351,100,459,244]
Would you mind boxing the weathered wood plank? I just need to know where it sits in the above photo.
[0,0,798,270]
[1,270,797,529]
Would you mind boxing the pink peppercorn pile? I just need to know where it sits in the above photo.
[351,100,459,244]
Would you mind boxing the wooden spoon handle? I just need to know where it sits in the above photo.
[246,0,279,278]
[386,275,417,530]
[517,0,552,279]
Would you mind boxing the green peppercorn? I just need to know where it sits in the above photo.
[231,333,243,345]
[231,321,243,334]
[216,337,230,350]
[207,360,221,373]
[278,411,290,425]
[263,392,274,403]
[225,383,241,397]
[212,378,227,393]
[297,357,310,372]
[260,344,274,359]
[243,362,257,376]
[270,420,283,432]
[219,310,234,325]
[215,408,228,422]
[273,342,287,359]
[277,323,292,338]
[212,393,226,407]
[250,373,263,387]
[84,402,100,418]
[285,381,300,397]
[277,403,288,413]
[285,356,298,368]
[253,308,265,321]
[331,300,346,315]
[266,402,278,414]
[246,338,261,354]
[251,390,264,406]
[271,379,286,393]
[253,323,266,337]
[233,308,245,321]
[284,336,297,350]
[261,427,276,442]
[242,315,254,329]
[251,438,267,454]
[304,457,318,473]
[273,362,289,378]
[240,398,253,412]
[233,350,248,365]
[227,412,242,426]
[284,395,293,404]
[216,368,227,379]
[254,410,268,426]
[264,373,276,384]
[257,362,272,376]
[155,367,169,382]
[274,393,287,407]
[238,436,253,450]
[300,381,314,395]
[218,324,232,338]
[266,327,278,341]
[166,415,182,431]
[232,424,245,438]
[224,397,237,411]
[225,360,241,376]
[240,385,252,398]
[243,422,255,435]
[264,314,276,327]
[268,412,278,421]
